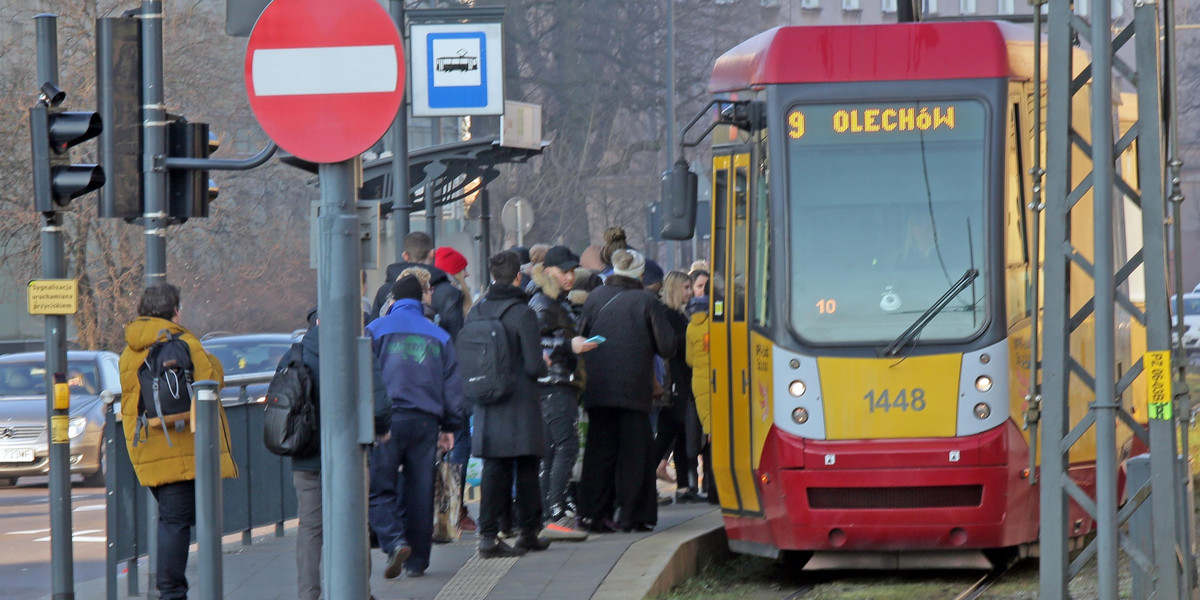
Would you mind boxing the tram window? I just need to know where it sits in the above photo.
[733,166,749,322]
[753,168,771,327]
[713,164,729,322]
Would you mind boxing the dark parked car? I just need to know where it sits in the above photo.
[201,332,304,403]
[0,351,118,487]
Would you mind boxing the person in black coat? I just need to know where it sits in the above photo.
[528,247,598,526]
[288,308,392,600]
[576,249,678,532]
[369,232,464,337]
[471,251,550,558]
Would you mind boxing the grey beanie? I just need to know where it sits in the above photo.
[611,249,646,280]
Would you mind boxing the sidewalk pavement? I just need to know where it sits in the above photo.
[68,499,725,600]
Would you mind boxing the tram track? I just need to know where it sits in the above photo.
[952,565,1011,600]
[776,564,1012,600]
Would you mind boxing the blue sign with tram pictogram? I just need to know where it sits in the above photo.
[426,32,487,109]
[410,21,504,117]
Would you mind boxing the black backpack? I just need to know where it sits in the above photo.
[263,343,319,458]
[458,299,520,404]
[134,330,194,446]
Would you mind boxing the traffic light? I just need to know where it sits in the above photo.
[167,117,219,222]
[29,84,105,214]
[97,15,143,220]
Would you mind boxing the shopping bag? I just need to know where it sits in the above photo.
[433,455,462,543]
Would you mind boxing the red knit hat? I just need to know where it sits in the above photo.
[434,247,468,275]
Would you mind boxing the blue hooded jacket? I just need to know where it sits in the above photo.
[366,298,464,431]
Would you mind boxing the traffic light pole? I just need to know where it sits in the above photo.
[142,0,167,286]
[34,14,75,600]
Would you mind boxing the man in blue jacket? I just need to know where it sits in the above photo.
[367,275,464,579]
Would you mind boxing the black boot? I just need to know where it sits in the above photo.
[479,537,527,559]
[514,530,550,552]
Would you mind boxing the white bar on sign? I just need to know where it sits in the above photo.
[252,45,398,96]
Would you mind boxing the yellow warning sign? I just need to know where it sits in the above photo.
[1145,351,1172,421]
[28,279,77,315]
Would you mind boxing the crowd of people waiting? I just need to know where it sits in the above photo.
[116,226,716,600]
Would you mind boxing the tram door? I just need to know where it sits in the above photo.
[710,150,760,515]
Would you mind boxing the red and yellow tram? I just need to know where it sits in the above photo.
[685,21,1144,563]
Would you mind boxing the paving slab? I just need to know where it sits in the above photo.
[63,500,721,600]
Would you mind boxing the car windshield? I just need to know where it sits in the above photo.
[1171,296,1200,317]
[785,98,989,345]
[0,360,100,397]
[204,340,292,375]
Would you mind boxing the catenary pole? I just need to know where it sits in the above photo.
[389,0,411,250]
[35,16,75,600]
[317,160,370,600]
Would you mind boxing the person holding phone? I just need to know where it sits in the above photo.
[529,246,597,538]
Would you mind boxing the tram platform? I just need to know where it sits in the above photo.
[66,500,724,600]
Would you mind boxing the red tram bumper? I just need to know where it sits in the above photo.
[728,421,1041,553]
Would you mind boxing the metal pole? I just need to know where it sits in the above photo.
[426,180,438,246]
[389,0,411,250]
[1087,0,1119,595]
[516,199,524,248]
[666,0,675,167]
[34,14,75,600]
[141,0,167,286]
[479,187,492,286]
[665,0,678,270]
[317,160,370,600]
[192,381,222,600]
[1038,0,1074,594]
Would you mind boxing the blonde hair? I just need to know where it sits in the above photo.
[660,270,692,312]
[398,266,431,293]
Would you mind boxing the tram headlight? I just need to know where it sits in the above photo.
[788,380,807,397]
[974,375,993,392]
[791,407,809,424]
[973,402,992,419]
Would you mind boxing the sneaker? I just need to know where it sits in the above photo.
[657,493,674,506]
[403,568,425,578]
[676,489,704,503]
[542,517,588,542]
[384,545,412,580]
[497,528,518,540]
[514,532,551,551]
[479,537,527,559]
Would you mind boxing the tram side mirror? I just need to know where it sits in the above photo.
[660,159,698,240]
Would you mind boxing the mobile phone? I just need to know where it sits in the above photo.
[585,335,607,344]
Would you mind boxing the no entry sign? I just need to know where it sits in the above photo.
[244,0,405,164]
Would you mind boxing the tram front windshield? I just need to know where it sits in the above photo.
[785,99,988,346]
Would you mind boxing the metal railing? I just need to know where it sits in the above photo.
[102,374,296,599]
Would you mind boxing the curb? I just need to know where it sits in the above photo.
[591,509,728,600]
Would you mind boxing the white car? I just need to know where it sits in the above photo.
[1170,293,1200,359]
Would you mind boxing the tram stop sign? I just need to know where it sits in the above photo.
[244,0,405,164]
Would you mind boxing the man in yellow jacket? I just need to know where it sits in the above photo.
[119,283,238,600]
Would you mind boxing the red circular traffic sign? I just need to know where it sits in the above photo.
[244,0,405,164]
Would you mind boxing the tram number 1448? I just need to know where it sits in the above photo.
[864,388,927,413]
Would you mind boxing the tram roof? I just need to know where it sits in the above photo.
[709,21,1018,92]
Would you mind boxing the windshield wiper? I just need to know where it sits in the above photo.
[882,268,980,357]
